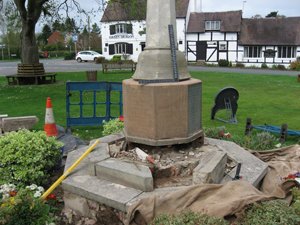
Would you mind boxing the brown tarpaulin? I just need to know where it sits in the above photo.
[126,145,300,225]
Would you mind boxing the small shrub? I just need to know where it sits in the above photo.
[261,63,268,69]
[204,126,227,139]
[277,64,286,70]
[292,187,300,215]
[218,59,229,67]
[151,211,228,225]
[0,130,63,186]
[231,132,278,150]
[0,185,56,225]
[272,64,278,69]
[95,56,106,64]
[111,55,122,62]
[289,60,300,70]
[235,63,245,68]
[64,52,76,60]
[102,118,124,136]
[241,200,300,225]
[229,61,232,67]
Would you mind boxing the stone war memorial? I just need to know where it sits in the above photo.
[61,0,269,224]
[123,0,203,146]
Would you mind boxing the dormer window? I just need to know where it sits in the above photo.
[205,21,221,31]
[110,23,133,35]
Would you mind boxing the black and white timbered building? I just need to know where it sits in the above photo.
[101,0,300,67]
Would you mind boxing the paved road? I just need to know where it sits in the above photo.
[0,59,299,76]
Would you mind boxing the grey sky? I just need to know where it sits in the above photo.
[202,0,300,18]
[36,0,300,32]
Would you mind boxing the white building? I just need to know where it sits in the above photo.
[101,0,300,67]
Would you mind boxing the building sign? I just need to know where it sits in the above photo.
[109,34,134,39]
[72,35,78,42]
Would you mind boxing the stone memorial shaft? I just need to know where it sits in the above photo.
[123,0,203,146]
[132,0,190,81]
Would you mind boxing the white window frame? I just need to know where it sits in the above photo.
[205,21,221,30]
[115,43,127,54]
[115,24,126,34]
[244,46,262,58]
[277,46,296,58]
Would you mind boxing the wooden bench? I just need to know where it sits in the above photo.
[6,73,56,85]
[102,62,137,73]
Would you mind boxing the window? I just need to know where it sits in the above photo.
[277,46,296,58]
[205,21,221,30]
[219,42,227,51]
[110,24,133,35]
[244,46,262,58]
[108,42,133,55]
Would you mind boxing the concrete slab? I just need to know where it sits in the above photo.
[2,116,38,132]
[205,138,268,187]
[96,158,153,192]
[193,150,227,184]
[91,132,125,144]
[64,143,110,176]
[62,175,143,212]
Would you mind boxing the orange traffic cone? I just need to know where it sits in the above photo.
[44,97,58,137]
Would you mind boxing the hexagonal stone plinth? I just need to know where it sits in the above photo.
[123,78,203,146]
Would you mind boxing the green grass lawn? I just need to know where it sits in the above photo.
[0,70,299,142]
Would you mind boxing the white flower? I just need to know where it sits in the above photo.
[33,191,42,198]
[26,184,38,190]
[37,186,44,193]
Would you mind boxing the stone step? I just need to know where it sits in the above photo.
[205,138,268,187]
[62,175,143,212]
[95,158,154,192]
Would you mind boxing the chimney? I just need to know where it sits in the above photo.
[191,0,202,12]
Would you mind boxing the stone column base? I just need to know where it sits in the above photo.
[123,78,202,146]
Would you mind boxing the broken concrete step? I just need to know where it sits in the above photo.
[62,175,142,212]
[205,138,268,187]
[96,158,153,192]
[193,151,227,184]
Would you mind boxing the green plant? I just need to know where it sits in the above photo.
[240,200,300,225]
[277,64,286,70]
[151,211,228,225]
[291,187,300,215]
[218,59,229,67]
[261,63,268,69]
[0,185,56,225]
[231,132,278,150]
[204,126,227,139]
[64,52,76,60]
[102,118,124,136]
[0,130,63,186]
[111,55,122,62]
[235,63,245,68]
[289,60,300,70]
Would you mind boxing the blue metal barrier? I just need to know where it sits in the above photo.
[66,81,122,129]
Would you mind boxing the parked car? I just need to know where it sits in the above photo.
[75,51,103,62]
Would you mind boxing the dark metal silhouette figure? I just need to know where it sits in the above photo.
[211,87,239,123]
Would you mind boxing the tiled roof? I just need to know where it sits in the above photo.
[101,0,190,22]
[239,17,300,45]
[187,10,242,33]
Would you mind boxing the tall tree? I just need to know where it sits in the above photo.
[38,24,52,45]
[1,0,106,65]
[266,11,278,18]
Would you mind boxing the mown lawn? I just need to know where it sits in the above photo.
[0,70,299,142]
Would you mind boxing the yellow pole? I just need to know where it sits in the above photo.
[41,139,100,200]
